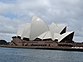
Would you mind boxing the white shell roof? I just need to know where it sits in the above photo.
[30,16,49,40]
[49,22,66,35]
[21,23,31,39]
[58,31,74,42]
[17,24,25,36]
[16,16,74,41]
[38,31,52,39]
[53,33,61,40]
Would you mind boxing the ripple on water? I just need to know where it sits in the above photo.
[0,47,83,62]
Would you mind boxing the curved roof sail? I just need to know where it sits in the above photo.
[49,23,66,35]
[17,24,25,37]
[38,31,52,40]
[58,31,74,42]
[21,23,31,39]
[53,33,61,40]
[30,16,49,40]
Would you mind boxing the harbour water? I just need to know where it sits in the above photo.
[0,47,83,62]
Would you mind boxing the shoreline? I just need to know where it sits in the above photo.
[0,45,83,52]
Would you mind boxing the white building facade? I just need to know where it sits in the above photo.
[17,16,74,42]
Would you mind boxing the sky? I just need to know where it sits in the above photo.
[0,0,83,42]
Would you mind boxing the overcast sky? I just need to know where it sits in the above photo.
[0,0,83,42]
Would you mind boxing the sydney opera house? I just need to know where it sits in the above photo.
[11,16,74,47]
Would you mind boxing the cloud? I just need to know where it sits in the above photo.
[0,0,16,4]
[0,0,83,42]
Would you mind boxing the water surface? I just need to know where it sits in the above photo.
[0,47,83,62]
